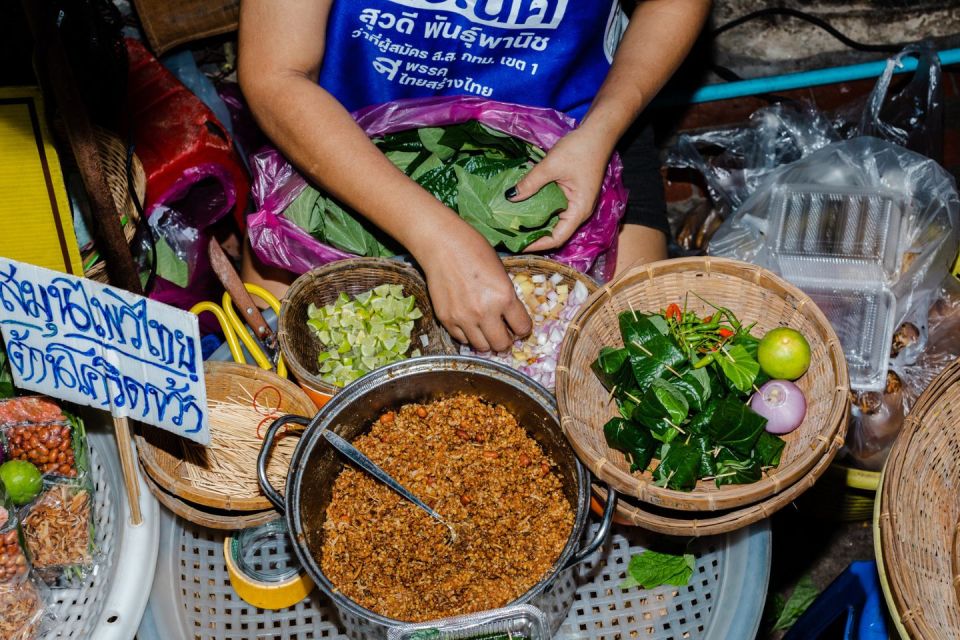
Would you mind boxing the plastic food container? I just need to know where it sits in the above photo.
[387,604,550,640]
[766,184,907,285]
[799,284,897,392]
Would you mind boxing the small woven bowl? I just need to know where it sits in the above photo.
[557,257,849,512]
[278,258,455,398]
[136,361,315,512]
[878,357,960,639]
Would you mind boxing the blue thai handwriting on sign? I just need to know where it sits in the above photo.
[0,259,209,444]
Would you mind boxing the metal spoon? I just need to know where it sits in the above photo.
[320,428,458,542]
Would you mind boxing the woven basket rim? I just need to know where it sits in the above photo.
[592,404,846,536]
[136,361,314,511]
[878,356,960,639]
[557,256,850,512]
[278,258,455,396]
[140,462,280,531]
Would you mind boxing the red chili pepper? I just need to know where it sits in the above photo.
[703,315,713,323]
[665,303,682,321]
[718,327,735,339]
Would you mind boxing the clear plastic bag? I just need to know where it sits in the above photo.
[666,45,945,254]
[247,96,627,282]
[0,485,51,640]
[20,479,95,586]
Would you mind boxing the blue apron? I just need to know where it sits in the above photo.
[318,0,623,121]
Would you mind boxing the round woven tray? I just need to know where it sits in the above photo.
[136,361,315,512]
[278,258,455,398]
[877,356,960,638]
[557,257,849,512]
[84,128,146,283]
[140,468,279,531]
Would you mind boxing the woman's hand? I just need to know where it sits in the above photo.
[506,125,612,253]
[415,218,532,353]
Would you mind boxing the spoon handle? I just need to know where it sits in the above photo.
[322,430,447,524]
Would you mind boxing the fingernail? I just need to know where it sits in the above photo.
[504,186,518,199]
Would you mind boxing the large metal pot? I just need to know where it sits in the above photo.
[258,356,616,639]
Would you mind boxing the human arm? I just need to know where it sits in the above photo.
[237,0,531,352]
[514,0,712,253]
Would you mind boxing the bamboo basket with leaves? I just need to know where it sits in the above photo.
[876,356,960,639]
[557,257,849,513]
[278,258,455,400]
[135,361,315,513]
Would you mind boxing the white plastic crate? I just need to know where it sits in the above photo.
[139,510,770,640]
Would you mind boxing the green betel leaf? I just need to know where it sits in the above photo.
[417,163,461,209]
[650,378,689,426]
[772,575,820,631]
[592,347,632,391]
[417,127,457,161]
[283,186,325,237]
[436,121,529,158]
[619,311,667,349]
[686,398,718,435]
[755,431,786,468]
[703,396,767,455]
[372,129,424,152]
[154,235,189,288]
[603,418,656,472]
[384,150,422,174]
[457,154,527,179]
[619,550,696,590]
[715,450,761,486]
[322,199,395,257]
[407,151,444,181]
[716,343,760,394]
[672,367,712,412]
[653,441,699,491]
[691,435,718,477]
[499,223,557,253]
[484,167,568,232]
[629,337,687,392]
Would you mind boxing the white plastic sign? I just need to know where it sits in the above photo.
[0,258,210,444]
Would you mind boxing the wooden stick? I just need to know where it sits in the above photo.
[112,416,143,526]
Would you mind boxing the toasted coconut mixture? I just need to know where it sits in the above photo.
[321,394,574,622]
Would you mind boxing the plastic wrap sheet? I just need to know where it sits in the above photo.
[247,96,627,282]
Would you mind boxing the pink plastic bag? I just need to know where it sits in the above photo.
[247,96,627,281]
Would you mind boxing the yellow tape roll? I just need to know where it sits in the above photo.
[223,526,314,610]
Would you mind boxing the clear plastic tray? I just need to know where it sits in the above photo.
[766,184,907,285]
[800,283,897,392]
[387,604,549,640]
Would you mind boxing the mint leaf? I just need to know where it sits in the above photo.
[619,550,696,590]
[772,575,819,631]
[155,235,189,288]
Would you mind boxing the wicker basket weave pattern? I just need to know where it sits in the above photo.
[557,257,849,513]
[278,259,455,398]
[879,357,960,639]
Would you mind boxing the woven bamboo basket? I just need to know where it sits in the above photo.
[557,257,849,512]
[798,463,880,522]
[136,361,315,512]
[84,128,146,283]
[877,356,960,639]
[278,258,455,399]
[590,417,843,537]
[140,468,278,531]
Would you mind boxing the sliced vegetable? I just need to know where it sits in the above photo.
[307,285,424,387]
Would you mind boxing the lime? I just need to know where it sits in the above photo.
[0,460,43,506]
[758,327,811,380]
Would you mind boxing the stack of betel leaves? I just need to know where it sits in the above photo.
[594,299,811,491]
[283,121,567,255]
